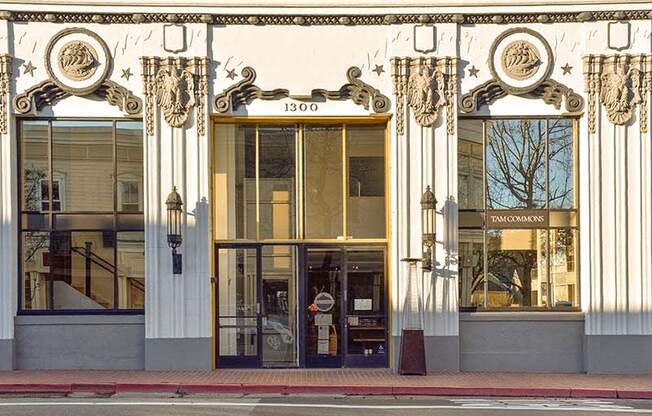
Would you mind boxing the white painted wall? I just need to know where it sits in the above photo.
[0,3,650,353]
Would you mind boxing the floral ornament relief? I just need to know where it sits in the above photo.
[58,40,97,81]
[154,67,196,128]
[501,40,541,81]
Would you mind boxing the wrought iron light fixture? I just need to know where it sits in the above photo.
[421,185,436,272]
[166,186,183,275]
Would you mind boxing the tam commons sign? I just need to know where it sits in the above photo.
[486,210,549,228]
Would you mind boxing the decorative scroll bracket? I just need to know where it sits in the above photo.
[390,56,457,136]
[459,78,584,114]
[584,54,652,134]
[460,27,584,117]
[14,28,142,119]
[214,66,390,114]
[13,79,142,116]
[141,56,209,136]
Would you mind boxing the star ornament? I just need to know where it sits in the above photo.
[226,68,237,80]
[22,61,36,77]
[121,68,133,80]
[468,65,480,78]
[372,64,385,76]
[561,63,573,75]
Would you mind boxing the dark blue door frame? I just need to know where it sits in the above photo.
[214,242,388,369]
[214,243,262,368]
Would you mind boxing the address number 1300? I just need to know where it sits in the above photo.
[284,102,319,112]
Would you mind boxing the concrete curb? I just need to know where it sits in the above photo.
[0,383,641,398]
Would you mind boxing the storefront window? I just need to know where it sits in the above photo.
[19,119,144,312]
[214,122,387,241]
[458,118,578,310]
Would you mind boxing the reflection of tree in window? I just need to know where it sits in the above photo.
[486,229,547,307]
[548,119,574,209]
[486,120,546,209]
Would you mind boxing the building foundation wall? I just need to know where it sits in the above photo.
[15,315,145,370]
[460,313,585,373]
[392,335,460,372]
[0,338,14,370]
[585,335,652,374]
[145,337,212,371]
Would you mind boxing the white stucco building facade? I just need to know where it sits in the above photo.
[0,0,651,373]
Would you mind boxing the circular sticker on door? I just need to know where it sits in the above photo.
[314,292,335,312]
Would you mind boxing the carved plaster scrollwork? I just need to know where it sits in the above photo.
[141,56,208,135]
[13,79,142,116]
[459,78,583,114]
[0,55,11,135]
[461,28,583,115]
[583,54,652,134]
[214,66,390,114]
[14,28,142,118]
[390,56,457,135]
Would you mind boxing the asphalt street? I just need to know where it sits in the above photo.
[1,395,652,416]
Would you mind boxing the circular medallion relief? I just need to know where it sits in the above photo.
[489,28,553,95]
[45,28,111,96]
[500,40,541,81]
[58,40,98,81]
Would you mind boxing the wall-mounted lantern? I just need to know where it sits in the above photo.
[166,186,183,275]
[421,185,436,272]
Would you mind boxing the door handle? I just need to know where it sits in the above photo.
[256,302,261,314]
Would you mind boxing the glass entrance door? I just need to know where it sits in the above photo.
[216,246,261,367]
[303,246,387,368]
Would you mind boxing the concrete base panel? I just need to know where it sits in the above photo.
[392,335,460,372]
[585,335,652,374]
[0,339,14,370]
[145,337,212,370]
[15,315,145,370]
[460,313,584,373]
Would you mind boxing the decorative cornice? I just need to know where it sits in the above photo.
[584,54,652,134]
[141,56,209,135]
[0,54,11,135]
[390,56,457,135]
[0,10,649,25]
[13,79,142,115]
[215,66,390,114]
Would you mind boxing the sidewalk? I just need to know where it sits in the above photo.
[2,369,652,399]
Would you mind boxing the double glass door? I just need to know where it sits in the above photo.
[215,244,386,368]
[303,247,387,368]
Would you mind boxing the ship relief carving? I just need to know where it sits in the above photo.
[584,54,652,134]
[58,40,97,81]
[460,27,583,114]
[391,56,457,135]
[14,28,141,116]
[501,40,541,81]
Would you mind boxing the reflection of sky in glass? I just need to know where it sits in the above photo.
[548,119,573,209]
[486,120,546,209]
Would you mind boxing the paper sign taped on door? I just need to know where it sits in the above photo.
[354,299,372,311]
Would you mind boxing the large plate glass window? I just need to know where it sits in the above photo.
[19,119,144,312]
[214,122,386,241]
[458,118,578,310]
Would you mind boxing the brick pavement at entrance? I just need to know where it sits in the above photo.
[2,369,652,398]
